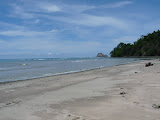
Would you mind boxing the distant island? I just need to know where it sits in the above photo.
[96,53,108,57]
[110,30,160,57]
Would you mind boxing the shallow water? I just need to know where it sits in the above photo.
[0,57,140,82]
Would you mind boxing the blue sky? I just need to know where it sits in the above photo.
[0,0,160,58]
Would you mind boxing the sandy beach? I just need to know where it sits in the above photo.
[0,59,160,120]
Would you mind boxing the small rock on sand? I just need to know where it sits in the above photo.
[152,104,160,109]
[120,92,126,95]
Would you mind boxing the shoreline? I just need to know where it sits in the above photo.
[0,59,140,84]
[0,59,160,120]
[0,67,104,84]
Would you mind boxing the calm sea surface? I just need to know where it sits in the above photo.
[0,57,141,83]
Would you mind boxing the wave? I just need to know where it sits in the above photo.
[19,63,28,66]
[71,60,89,63]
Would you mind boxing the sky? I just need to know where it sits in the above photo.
[0,0,160,58]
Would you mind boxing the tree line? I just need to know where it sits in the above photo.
[110,30,160,57]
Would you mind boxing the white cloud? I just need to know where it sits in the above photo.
[10,4,34,19]
[71,15,127,28]
[48,53,52,55]
[9,1,133,19]
[50,29,58,32]
[0,40,6,44]
[62,5,95,14]
[0,21,25,30]
[36,3,61,12]
[43,14,128,30]
[60,1,133,13]
[118,1,133,6]
[106,1,133,8]
[0,30,42,36]
[38,1,132,14]
[0,29,58,37]
[35,19,40,23]
[0,37,102,54]
[112,36,139,44]
[0,40,8,49]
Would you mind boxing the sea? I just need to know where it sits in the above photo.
[0,57,141,83]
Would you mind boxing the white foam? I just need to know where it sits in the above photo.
[72,60,88,63]
[19,63,28,66]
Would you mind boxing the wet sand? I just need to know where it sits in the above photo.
[0,59,160,120]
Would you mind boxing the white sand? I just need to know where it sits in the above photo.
[0,59,160,120]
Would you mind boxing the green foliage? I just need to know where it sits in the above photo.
[110,30,160,57]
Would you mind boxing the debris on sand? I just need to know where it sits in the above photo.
[133,102,139,104]
[120,92,126,95]
[152,104,160,109]
[145,62,153,67]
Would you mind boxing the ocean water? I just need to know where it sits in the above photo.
[0,57,140,83]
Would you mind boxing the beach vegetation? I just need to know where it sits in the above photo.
[110,30,160,57]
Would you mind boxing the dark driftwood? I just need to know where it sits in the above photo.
[145,62,153,67]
